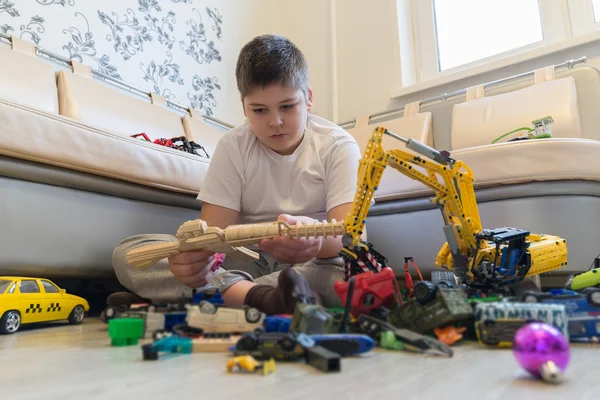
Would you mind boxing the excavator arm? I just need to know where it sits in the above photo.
[341,127,568,289]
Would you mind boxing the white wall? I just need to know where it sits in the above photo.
[334,0,403,124]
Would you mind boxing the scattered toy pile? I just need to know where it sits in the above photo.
[131,133,210,158]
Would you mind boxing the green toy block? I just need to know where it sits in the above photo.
[380,330,404,351]
[108,318,145,346]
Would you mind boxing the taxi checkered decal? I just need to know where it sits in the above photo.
[47,303,62,312]
[26,304,42,313]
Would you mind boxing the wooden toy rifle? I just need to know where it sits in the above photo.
[126,218,346,270]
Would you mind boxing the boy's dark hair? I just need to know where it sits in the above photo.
[236,34,309,101]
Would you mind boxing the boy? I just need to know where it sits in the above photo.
[111,34,363,315]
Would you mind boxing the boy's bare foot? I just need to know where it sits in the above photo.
[244,267,313,315]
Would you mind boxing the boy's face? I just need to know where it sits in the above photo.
[243,83,313,156]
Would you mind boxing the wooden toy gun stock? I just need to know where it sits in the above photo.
[126,219,346,270]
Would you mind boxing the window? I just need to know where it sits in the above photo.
[433,0,543,71]
[0,280,13,294]
[594,0,600,21]
[399,0,600,89]
[41,280,59,293]
[19,280,40,294]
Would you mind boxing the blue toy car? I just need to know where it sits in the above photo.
[519,288,600,317]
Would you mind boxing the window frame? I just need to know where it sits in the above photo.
[394,0,600,96]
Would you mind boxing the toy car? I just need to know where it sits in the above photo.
[186,301,265,333]
[0,276,89,334]
[473,301,568,347]
[519,288,600,316]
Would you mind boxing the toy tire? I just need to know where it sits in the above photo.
[253,327,265,335]
[480,320,500,346]
[0,311,21,334]
[101,306,119,323]
[414,281,437,305]
[280,334,296,351]
[238,333,259,351]
[199,301,217,314]
[586,289,600,307]
[68,305,85,324]
[245,308,262,323]
[520,291,541,303]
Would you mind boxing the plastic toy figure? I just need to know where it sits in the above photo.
[226,356,276,375]
[0,276,89,334]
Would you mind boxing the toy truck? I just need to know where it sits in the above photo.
[386,281,473,333]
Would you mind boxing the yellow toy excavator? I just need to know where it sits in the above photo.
[340,127,568,291]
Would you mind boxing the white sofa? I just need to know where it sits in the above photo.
[0,37,224,282]
[1,35,599,289]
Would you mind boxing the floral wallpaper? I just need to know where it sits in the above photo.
[0,0,223,117]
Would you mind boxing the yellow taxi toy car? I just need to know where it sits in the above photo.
[0,276,90,334]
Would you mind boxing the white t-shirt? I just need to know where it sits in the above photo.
[196,114,362,224]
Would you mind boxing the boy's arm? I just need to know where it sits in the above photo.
[317,202,367,259]
[198,203,240,229]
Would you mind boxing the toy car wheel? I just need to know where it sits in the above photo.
[481,320,500,346]
[68,305,85,324]
[280,334,296,351]
[414,281,437,305]
[101,306,119,323]
[586,289,600,307]
[245,308,262,323]
[199,301,216,314]
[520,291,541,303]
[0,311,21,334]
[237,333,259,351]
[253,327,265,335]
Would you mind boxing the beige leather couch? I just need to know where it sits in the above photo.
[0,37,224,280]
[347,64,600,286]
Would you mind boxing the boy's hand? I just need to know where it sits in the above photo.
[258,214,323,264]
[168,250,218,288]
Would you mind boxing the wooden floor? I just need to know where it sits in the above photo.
[2,318,599,400]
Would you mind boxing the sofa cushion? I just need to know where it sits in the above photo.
[0,42,58,114]
[57,70,185,141]
[451,77,583,149]
[0,98,208,194]
[370,138,600,202]
[347,105,434,202]
[348,104,433,153]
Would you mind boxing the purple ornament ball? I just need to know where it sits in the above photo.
[513,322,570,379]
